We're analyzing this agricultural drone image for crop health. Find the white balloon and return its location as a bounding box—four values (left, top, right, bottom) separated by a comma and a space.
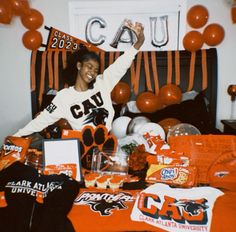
127, 116, 151, 135
111, 116, 132, 139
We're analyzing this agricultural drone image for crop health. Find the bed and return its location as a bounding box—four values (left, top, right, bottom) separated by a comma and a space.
2, 48, 235, 232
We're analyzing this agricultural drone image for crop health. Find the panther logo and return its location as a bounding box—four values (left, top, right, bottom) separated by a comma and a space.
173, 199, 209, 216
83, 108, 109, 126
88, 199, 126, 216
74, 191, 133, 216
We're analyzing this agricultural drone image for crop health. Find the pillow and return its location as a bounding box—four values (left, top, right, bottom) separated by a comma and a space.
114, 92, 220, 134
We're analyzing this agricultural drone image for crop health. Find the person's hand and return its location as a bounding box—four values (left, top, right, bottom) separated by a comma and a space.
125, 20, 145, 50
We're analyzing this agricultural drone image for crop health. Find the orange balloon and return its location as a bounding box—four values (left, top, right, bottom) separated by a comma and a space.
187, 5, 209, 28
10, 0, 30, 16
111, 81, 131, 104
0, 0, 13, 24
21, 8, 44, 30
232, 6, 236, 24
203, 23, 225, 46
183, 31, 204, 52
158, 118, 181, 135
136, 91, 163, 113
228, 84, 236, 101
159, 84, 182, 106
22, 30, 42, 50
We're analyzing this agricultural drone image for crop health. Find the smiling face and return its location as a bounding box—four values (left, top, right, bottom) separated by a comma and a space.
78, 59, 100, 84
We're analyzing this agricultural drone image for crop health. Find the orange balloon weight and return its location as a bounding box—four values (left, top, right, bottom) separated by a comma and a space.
159, 84, 182, 106
183, 31, 204, 52
11, 0, 30, 16
158, 118, 181, 135
136, 91, 163, 113
227, 84, 236, 101
22, 30, 42, 50
187, 5, 209, 28
111, 81, 131, 104
203, 23, 225, 46
21, 8, 44, 30
0, 0, 13, 24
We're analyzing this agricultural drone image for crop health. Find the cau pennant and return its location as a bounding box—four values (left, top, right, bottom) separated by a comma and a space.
44, 26, 104, 52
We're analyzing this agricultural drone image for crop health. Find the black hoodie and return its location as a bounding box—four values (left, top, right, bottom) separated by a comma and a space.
0, 161, 80, 232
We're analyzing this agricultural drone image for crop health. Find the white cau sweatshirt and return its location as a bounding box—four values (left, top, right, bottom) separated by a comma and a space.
14, 46, 138, 137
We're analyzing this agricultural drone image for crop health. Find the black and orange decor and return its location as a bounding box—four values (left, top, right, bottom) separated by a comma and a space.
30, 48, 218, 125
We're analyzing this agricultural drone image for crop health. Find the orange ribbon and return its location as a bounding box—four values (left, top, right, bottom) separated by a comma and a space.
38, 51, 47, 107
151, 51, 159, 95
167, 51, 172, 84
30, 51, 37, 91
175, 50, 180, 86
187, 51, 196, 91
144, 52, 152, 91
201, 49, 208, 90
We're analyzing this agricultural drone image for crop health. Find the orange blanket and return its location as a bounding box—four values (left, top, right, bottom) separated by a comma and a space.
68, 188, 236, 232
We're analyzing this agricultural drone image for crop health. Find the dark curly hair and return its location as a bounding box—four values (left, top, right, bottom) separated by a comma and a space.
62, 47, 100, 88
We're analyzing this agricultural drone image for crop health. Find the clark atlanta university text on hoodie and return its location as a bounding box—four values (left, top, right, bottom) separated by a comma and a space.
0, 161, 80, 232
14, 46, 139, 137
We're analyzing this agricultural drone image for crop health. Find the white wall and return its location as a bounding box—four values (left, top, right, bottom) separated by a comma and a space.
0, 0, 236, 145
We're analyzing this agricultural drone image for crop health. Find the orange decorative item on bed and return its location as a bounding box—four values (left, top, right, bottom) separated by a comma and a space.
168, 134, 236, 185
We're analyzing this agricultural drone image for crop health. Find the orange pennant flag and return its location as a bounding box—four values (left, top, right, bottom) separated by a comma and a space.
44, 26, 104, 52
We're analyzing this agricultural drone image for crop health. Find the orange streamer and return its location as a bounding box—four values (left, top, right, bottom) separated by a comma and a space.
47, 51, 53, 88
38, 52, 47, 107
54, 51, 59, 90
144, 52, 152, 91
167, 51, 172, 84
175, 50, 180, 86
115, 51, 120, 59
62, 50, 67, 69
188, 52, 196, 91
109, 52, 114, 65
100, 51, 105, 73
30, 51, 37, 91
130, 52, 143, 95
151, 51, 159, 95
201, 49, 208, 90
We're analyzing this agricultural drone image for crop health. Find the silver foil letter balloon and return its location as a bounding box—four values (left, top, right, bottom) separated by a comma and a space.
85, 17, 107, 46
110, 19, 135, 49
150, 16, 169, 48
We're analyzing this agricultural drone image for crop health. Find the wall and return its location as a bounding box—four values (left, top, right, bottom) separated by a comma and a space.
0, 0, 235, 145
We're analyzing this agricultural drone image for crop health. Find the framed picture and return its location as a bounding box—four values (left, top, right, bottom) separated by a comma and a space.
43, 138, 82, 182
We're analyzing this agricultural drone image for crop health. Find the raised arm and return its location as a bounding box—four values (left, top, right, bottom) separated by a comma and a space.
101, 21, 145, 90
126, 21, 145, 50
